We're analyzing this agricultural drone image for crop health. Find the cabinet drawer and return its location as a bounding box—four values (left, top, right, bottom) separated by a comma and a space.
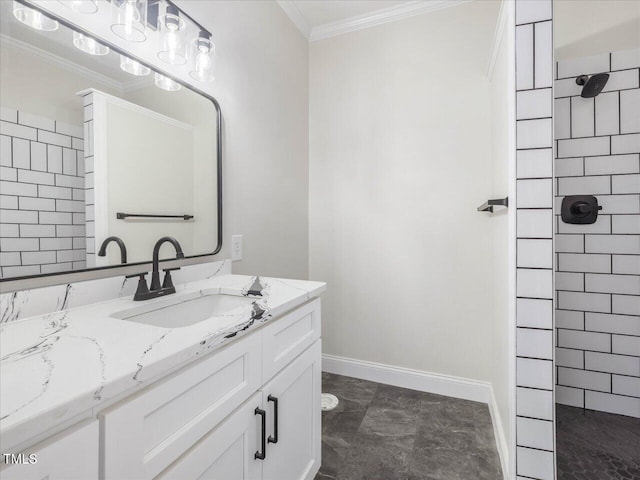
262, 299, 321, 383
1, 420, 98, 480
100, 332, 262, 479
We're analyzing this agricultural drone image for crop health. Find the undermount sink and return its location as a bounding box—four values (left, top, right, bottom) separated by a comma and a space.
111, 292, 255, 328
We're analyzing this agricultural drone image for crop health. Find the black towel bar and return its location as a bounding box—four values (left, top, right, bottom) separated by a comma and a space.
116, 213, 194, 220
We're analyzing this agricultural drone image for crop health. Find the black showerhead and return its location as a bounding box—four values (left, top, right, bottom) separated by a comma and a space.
576, 73, 609, 98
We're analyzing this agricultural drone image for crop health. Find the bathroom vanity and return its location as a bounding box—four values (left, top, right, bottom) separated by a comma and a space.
0, 275, 325, 480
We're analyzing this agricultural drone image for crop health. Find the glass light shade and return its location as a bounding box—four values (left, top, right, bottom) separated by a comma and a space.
73, 32, 109, 55
120, 55, 150, 76
189, 32, 215, 82
111, 0, 147, 42
155, 73, 181, 92
58, 1, 98, 14
13, 1, 59, 31
157, 5, 187, 65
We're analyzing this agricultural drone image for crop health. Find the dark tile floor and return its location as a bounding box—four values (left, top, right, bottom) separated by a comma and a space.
316, 373, 502, 480
556, 404, 640, 480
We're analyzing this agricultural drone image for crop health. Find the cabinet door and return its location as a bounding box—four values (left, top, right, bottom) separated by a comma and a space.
157, 392, 263, 480
0, 420, 98, 480
261, 340, 321, 480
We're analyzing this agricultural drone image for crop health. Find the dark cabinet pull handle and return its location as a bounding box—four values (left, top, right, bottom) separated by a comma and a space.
254, 407, 266, 460
268, 395, 279, 444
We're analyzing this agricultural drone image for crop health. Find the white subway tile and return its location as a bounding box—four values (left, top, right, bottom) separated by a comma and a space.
517, 179, 553, 208
555, 157, 584, 177
57, 225, 84, 237
517, 298, 553, 328
0, 121, 37, 141
72, 213, 85, 225
516, 447, 554, 480
556, 309, 585, 330
57, 249, 86, 263
620, 89, 640, 134
599, 194, 640, 214
12, 138, 30, 169
30, 142, 47, 172
612, 254, 640, 274
47, 145, 62, 173
516, 24, 534, 90
612, 334, 640, 356
0, 107, 17, 123
585, 234, 640, 254
0, 223, 19, 237
73, 261, 86, 270
0, 251, 21, 266
612, 133, 640, 155
18, 112, 54, 131
17, 169, 55, 186
554, 97, 570, 139
585, 351, 639, 376
517, 328, 553, 359
40, 238, 72, 251
55, 199, 85, 213
62, 148, 77, 176
0, 166, 17, 182
518, 210, 553, 239
586, 312, 640, 336
556, 271, 584, 291
558, 366, 611, 392
72, 237, 85, 249
595, 91, 620, 136
55, 174, 84, 189
72, 138, 84, 151
18, 196, 55, 211
0, 209, 38, 224
557, 291, 611, 313
558, 253, 611, 273
556, 347, 584, 368
612, 215, 640, 234
517, 119, 553, 149
2, 265, 40, 277
41, 263, 73, 274
611, 48, 640, 70
612, 174, 639, 194
603, 69, 640, 92
556, 385, 584, 408
0, 135, 11, 166
612, 294, 640, 315
517, 89, 551, 119
38, 211, 72, 225
534, 21, 552, 89
517, 239, 553, 268
516, 358, 553, 389
517, 148, 553, 178
55, 121, 83, 138
516, 0, 551, 24
557, 53, 609, 79
72, 188, 85, 201
516, 417, 553, 451
558, 136, 610, 158
585, 391, 640, 418
76, 153, 84, 176
555, 77, 582, 98
517, 268, 553, 299
38, 185, 72, 200
558, 214, 611, 234
0, 194, 17, 209
586, 273, 640, 295
612, 375, 640, 397
571, 96, 594, 138
584, 154, 640, 175
517, 387, 553, 420
558, 329, 611, 352
557, 175, 611, 195
37, 130, 71, 148
0, 237, 39, 251
0, 181, 37, 197
21, 251, 56, 266
555, 234, 584, 253
19, 224, 55, 237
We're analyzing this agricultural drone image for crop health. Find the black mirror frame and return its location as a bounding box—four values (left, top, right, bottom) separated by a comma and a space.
0, 0, 223, 285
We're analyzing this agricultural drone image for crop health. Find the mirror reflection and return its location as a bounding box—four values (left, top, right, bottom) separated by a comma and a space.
0, 2, 219, 279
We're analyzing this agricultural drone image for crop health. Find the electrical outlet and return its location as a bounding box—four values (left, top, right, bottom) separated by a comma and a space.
231, 235, 243, 261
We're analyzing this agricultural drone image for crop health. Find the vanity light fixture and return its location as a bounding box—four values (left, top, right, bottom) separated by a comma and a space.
189, 31, 215, 82
58, 0, 98, 14
12, 1, 59, 31
73, 32, 110, 55
158, 4, 187, 65
154, 73, 181, 91
111, 0, 147, 42
120, 54, 150, 76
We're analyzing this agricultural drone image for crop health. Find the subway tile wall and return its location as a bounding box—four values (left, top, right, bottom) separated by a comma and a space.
515, 1, 556, 478
0, 107, 86, 278
554, 49, 640, 419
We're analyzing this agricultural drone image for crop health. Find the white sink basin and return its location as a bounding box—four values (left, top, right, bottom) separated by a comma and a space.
111, 292, 255, 328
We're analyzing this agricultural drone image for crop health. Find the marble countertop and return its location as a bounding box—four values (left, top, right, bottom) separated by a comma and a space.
0, 275, 325, 451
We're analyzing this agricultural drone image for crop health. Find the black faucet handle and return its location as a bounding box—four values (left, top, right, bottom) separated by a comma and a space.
162, 270, 177, 291
126, 273, 150, 300
125, 272, 147, 279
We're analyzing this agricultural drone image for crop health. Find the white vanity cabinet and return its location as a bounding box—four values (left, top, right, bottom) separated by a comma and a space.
101, 298, 322, 480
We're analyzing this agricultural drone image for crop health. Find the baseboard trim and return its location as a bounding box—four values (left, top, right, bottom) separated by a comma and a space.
322, 354, 509, 479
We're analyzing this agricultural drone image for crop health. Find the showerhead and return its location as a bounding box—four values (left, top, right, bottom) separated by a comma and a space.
576, 73, 609, 98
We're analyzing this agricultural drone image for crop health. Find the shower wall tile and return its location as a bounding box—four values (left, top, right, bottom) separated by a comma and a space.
517, 209, 553, 238
571, 97, 594, 137
612, 174, 640, 194
612, 254, 640, 274
557, 291, 611, 313
556, 385, 584, 408
557, 136, 610, 158
603, 68, 639, 93
517, 417, 554, 451
515, 0, 552, 25
612, 214, 640, 234
517, 118, 553, 148
516, 24, 534, 90
585, 234, 640, 254
517, 89, 552, 119
594, 92, 620, 136
585, 391, 640, 418
611, 48, 640, 71
613, 375, 640, 397
517, 268, 553, 299
556, 347, 584, 369
517, 388, 553, 420
516, 446, 555, 480
517, 298, 553, 328
557, 52, 609, 79
517, 179, 553, 207
557, 175, 611, 195
517, 148, 553, 178
584, 154, 640, 175
555, 309, 584, 331
612, 133, 640, 154
554, 157, 583, 177
557, 367, 611, 392
557, 214, 611, 234
586, 312, 640, 335
517, 358, 553, 389
517, 328, 553, 359
554, 98, 571, 139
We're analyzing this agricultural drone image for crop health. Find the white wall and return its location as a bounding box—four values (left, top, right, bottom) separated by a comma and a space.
309, 1, 501, 382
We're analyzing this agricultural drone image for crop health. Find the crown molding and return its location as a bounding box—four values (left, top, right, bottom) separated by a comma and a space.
276, 0, 311, 40
309, 0, 474, 42
0, 33, 124, 93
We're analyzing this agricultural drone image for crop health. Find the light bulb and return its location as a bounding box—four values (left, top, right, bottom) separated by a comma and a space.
73, 32, 109, 55
120, 55, 150, 76
13, 1, 59, 31
189, 31, 215, 82
111, 0, 147, 42
158, 4, 186, 65
155, 73, 181, 92
58, 1, 98, 14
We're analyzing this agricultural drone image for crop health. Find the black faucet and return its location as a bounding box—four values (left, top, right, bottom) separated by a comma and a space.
98, 236, 127, 264
130, 236, 184, 301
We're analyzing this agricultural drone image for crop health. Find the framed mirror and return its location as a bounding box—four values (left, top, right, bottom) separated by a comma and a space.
0, 0, 222, 282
